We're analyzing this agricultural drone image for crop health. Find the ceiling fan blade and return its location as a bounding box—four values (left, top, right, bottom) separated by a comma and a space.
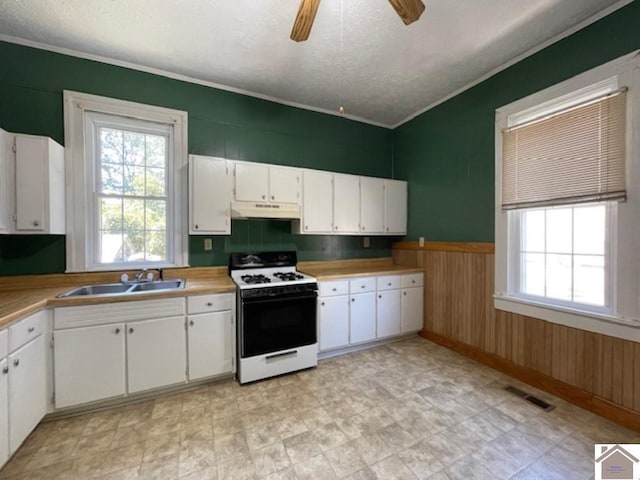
290, 0, 321, 42
388, 0, 425, 25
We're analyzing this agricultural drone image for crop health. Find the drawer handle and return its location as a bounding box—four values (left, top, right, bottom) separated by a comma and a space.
266, 350, 298, 361
388, 283, 392, 286
1, 366, 8, 375
13, 359, 19, 367
28, 326, 35, 333
332, 288, 336, 291
206, 302, 213, 307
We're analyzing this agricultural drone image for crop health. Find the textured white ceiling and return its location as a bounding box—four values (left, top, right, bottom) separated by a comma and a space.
0, 0, 627, 127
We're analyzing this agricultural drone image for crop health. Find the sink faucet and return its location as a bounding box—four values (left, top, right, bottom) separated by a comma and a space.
135, 268, 153, 283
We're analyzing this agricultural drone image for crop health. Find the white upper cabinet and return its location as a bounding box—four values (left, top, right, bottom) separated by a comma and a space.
333, 173, 360, 234
234, 162, 269, 202
269, 166, 300, 204
189, 155, 231, 234
360, 177, 385, 234
300, 170, 333, 233
2, 133, 65, 234
234, 162, 300, 205
384, 179, 408, 235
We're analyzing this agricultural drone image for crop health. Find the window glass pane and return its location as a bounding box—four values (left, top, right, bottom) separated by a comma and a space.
145, 231, 166, 260
546, 208, 572, 253
123, 132, 145, 165
574, 205, 605, 255
100, 163, 123, 195
146, 167, 166, 197
100, 128, 123, 164
522, 253, 545, 296
145, 200, 166, 231
100, 197, 122, 231
100, 232, 124, 264
146, 135, 166, 168
123, 165, 145, 196
574, 255, 605, 306
124, 230, 145, 261
545, 253, 572, 301
522, 209, 545, 252
123, 198, 145, 230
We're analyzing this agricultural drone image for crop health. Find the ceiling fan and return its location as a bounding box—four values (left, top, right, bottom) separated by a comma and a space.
290, 0, 426, 42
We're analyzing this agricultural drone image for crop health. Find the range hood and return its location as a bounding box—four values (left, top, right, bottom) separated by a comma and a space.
230, 201, 301, 219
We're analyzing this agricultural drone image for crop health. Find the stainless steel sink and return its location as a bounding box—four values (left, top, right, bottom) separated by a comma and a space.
129, 279, 185, 292
57, 279, 185, 298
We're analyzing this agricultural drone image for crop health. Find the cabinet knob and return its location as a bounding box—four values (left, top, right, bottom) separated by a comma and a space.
332, 288, 336, 291
388, 283, 392, 286
412, 280, 415, 284
195, 225, 199, 229
190, 320, 195, 326
13, 359, 19, 367
386, 227, 389, 232
305, 226, 308, 230
378, 295, 382, 299
262, 194, 266, 200
28, 326, 35, 333
361, 285, 365, 289
351, 298, 355, 302
362, 226, 365, 231
1, 366, 8, 375
33, 220, 40, 227
206, 302, 213, 307
271, 195, 275, 200
114, 328, 121, 335
334, 225, 338, 230
129, 327, 134, 334
403, 292, 407, 296
321, 301, 325, 306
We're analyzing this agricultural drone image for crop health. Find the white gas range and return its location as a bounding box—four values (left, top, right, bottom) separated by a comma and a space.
229, 252, 318, 384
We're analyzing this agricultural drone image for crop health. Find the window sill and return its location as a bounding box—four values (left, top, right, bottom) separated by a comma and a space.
494, 293, 640, 342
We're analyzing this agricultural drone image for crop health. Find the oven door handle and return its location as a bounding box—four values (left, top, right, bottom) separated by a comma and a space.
265, 350, 298, 361
242, 292, 318, 304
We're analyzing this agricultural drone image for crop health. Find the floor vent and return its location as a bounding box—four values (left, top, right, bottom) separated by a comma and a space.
505, 385, 555, 412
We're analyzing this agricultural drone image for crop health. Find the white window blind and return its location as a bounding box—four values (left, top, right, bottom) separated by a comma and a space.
501, 88, 627, 210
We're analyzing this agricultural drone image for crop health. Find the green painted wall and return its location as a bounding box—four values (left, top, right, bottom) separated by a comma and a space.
0, 41, 396, 275
393, 1, 640, 242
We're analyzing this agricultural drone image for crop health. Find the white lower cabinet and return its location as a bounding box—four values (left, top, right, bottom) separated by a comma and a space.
0, 358, 8, 467
376, 289, 402, 339
188, 311, 233, 381
401, 287, 424, 333
54, 323, 126, 409
127, 316, 186, 394
319, 295, 349, 351
350, 292, 376, 344
8, 335, 46, 454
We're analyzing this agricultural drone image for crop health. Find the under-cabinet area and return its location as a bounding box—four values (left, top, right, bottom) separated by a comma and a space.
317, 272, 423, 354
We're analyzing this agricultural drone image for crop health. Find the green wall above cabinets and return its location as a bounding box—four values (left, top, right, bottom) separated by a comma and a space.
392, 0, 640, 242
0, 40, 394, 275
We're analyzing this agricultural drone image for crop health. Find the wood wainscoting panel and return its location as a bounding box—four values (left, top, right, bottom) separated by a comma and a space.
393, 243, 640, 430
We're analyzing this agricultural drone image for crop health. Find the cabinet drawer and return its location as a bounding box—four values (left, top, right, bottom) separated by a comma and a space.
401, 273, 424, 288
9, 310, 46, 352
187, 293, 233, 314
349, 277, 376, 294
319, 280, 349, 297
0, 329, 7, 358
377, 276, 401, 291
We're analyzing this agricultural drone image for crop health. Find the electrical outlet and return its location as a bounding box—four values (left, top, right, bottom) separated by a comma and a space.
204, 238, 213, 251
363, 237, 370, 248
419, 237, 425, 247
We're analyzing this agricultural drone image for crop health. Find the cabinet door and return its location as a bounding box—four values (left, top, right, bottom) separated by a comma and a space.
385, 180, 407, 234
190, 155, 231, 234
350, 292, 376, 344
360, 177, 385, 233
54, 324, 125, 408
319, 295, 349, 351
127, 316, 186, 394
333, 174, 360, 233
0, 358, 8, 468
15, 135, 46, 231
188, 311, 233, 380
235, 163, 269, 202
8, 335, 46, 453
401, 287, 423, 333
302, 170, 333, 233
269, 166, 300, 204
376, 289, 401, 339
0, 128, 10, 233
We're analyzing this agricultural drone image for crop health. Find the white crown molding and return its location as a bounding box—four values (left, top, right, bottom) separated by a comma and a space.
0, 33, 390, 130
391, 0, 635, 129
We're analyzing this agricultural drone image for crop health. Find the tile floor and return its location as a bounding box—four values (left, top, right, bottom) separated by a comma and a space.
1, 336, 638, 480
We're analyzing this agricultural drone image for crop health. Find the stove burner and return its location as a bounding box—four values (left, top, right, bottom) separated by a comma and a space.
241, 274, 271, 284
273, 272, 304, 282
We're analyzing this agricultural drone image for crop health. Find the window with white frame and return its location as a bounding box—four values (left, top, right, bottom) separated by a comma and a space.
64, 91, 188, 271
495, 51, 640, 341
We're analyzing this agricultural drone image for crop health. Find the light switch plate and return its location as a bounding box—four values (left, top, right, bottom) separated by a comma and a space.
204, 238, 213, 251
419, 237, 425, 247
363, 237, 370, 248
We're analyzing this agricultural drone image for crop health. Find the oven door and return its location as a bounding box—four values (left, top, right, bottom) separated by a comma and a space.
240, 291, 317, 358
